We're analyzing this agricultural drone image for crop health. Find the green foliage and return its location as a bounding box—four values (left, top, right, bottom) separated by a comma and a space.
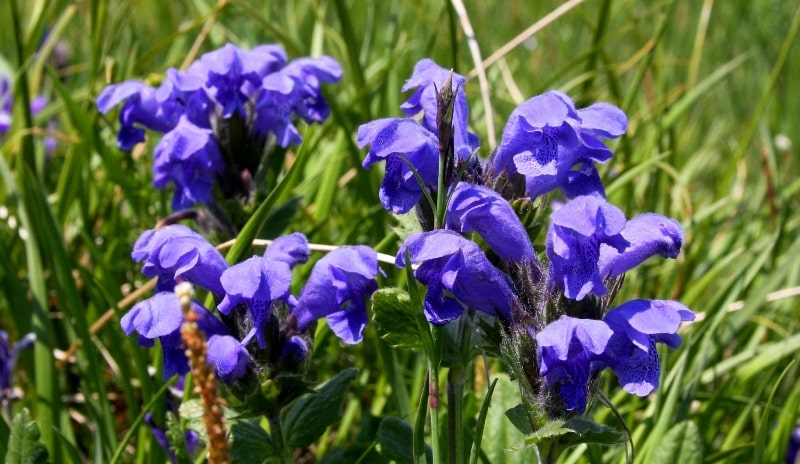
376, 416, 431, 464
650, 421, 703, 464
282, 367, 358, 449
480, 374, 537, 464
5, 409, 49, 464
525, 417, 626, 460
371, 287, 424, 351
229, 421, 275, 463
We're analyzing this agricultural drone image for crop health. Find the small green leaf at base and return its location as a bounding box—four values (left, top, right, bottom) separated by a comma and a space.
524, 416, 625, 459
6, 408, 49, 464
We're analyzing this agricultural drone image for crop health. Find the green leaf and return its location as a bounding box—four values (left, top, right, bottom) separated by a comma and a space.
1, 411, 10, 461
470, 378, 499, 464
177, 398, 236, 442
258, 195, 304, 239
525, 417, 625, 451
371, 288, 424, 351
166, 412, 195, 464
282, 368, 358, 449
6, 409, 49, 464
649, 420, 703, 464
229, 421, 276, 463
504, 405, 533, 436
481, 374, 537, 464
376, 416, 431, 464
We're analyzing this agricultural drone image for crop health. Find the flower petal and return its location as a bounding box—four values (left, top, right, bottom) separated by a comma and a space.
446, 182, 536, 263
292, 246, 379, 343
598, 213, 684, 278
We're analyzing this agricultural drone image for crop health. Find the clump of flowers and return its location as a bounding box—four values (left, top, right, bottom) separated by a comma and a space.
120, 224, 380, 456
121, 225, 379, 384
359, 58, 694, 430
97, 44, 342, 212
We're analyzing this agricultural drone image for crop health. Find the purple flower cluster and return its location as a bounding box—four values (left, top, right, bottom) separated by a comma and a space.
490, 90, 627, 199
359, 59, 479, 214
536, 300, 693, 412
98, 44, 342, 210
121, 225, 379, 382
358, 58, 694, 416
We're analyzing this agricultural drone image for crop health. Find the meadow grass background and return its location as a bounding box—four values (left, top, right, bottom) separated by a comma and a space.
1, 0, 799, 462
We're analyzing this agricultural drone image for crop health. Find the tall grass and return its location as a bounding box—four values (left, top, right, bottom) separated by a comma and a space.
0, 0, 798, 462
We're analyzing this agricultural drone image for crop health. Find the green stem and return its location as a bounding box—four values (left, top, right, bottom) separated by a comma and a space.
448, 313, 472, 464
268, 411, 289, 464
428, 325, 444, 464
427, 357, 442, 464
447, 367, 465, 464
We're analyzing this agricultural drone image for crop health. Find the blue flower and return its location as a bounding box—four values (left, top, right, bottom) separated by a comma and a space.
217, 255, 295, 348
281, 335, 309, 363
217, 234, 310, 348
263, 232, 310, 267
190, 44, 285, 119
279, 56, 343, 124
446, 182, 536, 263
1, 76, 55, 150
396, 230, 516, 324
97, 80, 182, 150
253, 55, 342, 146
535, 316, 613, 413
131, 225, 228, 295
0, 79, 12, 135
546, 196, 686, 301
120, 291, 245, 380
600, 299, 694, 395
207, 334, 250, 382
293, 246, 379, 344
359, 58, 479, 214
152, 116, 225, 210
0, 330, 35, 410
399, 58, 478, 160
491, 91, 626, 198
535, 300, 693, 412
597, 213, 684, 278
358, 118, 440, 213
145, 412, 201, 464
546, 196, 629, 300
97, 43, 342, 209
